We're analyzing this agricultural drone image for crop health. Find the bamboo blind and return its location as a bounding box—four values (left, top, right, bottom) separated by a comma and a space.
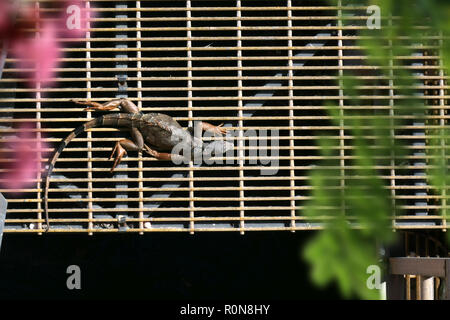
0, 0, 448, 233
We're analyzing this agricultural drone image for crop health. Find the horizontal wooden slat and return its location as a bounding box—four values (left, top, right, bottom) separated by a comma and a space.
390, 258, 448, 277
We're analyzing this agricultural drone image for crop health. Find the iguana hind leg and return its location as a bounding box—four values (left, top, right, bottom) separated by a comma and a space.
110, 140, 175, 171
109, 128, 145, 172
109, 139, 139, 172
143, 144, 173, 161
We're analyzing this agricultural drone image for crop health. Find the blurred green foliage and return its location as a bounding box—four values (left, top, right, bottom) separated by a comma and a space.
302, 0, 450, 299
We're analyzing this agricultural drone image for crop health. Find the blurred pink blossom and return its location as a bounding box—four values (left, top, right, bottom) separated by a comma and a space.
0, 0, 37, 42
0, 123, 49, 191
0, 0, 94, 87
0, 1, 92, 192
11, 21, 61, 86
0, 1, 13, 35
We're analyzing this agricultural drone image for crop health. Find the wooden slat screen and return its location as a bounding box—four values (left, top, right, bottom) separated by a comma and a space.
0, 0, 448, 233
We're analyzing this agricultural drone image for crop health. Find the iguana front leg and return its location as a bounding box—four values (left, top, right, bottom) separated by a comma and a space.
188, 121, 227, 136
72, 98, 140, 114
201, 121, 227, 135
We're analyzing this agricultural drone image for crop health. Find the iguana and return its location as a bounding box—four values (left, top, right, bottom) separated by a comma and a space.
43, 98, 230, 231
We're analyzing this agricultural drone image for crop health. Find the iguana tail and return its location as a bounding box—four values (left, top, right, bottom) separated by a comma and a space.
43, 113, 134, 231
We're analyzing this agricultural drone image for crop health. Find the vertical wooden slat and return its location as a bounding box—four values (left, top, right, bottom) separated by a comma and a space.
405, 233, 411, 300
337, 0, 345, 216
287, 0, 295, 232
237, 0, 245, 235
114, 1, 129, 222
86, 0, 93, 235
187, 0, 195, 235
35, 1, 43, 234
136, 0, 144, 234
388, 13, 397, 229
438, 30, 447, 232
413, 40, 428, 218
406, 275, 411, 300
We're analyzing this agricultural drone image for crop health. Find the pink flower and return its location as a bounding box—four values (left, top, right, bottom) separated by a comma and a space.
0, 1, 12, 35
11, 22, 61, 87
0, 123, 49, 191
0, 0, 94, 88
0, 0, 38, 41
